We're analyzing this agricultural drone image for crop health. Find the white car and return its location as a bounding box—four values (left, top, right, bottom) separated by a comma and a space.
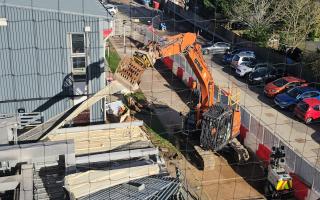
202, 42, 231, 55
103, 4, 118, 16
231, 51, 256, 69
235, 62, 273, 77
235, 61, 255, 77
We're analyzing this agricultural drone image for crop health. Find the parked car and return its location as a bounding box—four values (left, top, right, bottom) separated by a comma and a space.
235, 61, 256, 77
247, 66, 285, 85
202, 42, 231, 55
274, 87, 320, 109
294, 98, 320, 124
264, 76, 307, 97
103, 3, 118, 16
230, 51, 256, 69
223, 49, 249, 64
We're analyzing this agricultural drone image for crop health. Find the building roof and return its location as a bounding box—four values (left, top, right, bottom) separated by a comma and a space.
78, 175, 180, 200
0, 0, 109, 18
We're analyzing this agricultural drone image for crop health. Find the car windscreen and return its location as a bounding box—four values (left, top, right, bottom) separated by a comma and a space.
241, 62, 254, 68
287, 87, 301, 98
298, 101, 309, 112
233, 55, 240, 61
232, 50, 241, 54
273, 78, 288, 87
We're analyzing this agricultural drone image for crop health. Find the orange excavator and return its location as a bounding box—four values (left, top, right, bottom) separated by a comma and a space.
116, 32, 249, 162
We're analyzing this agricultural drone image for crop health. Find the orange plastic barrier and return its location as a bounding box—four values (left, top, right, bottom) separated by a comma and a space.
239, 125, 248, 143
162, 57, 173, 70
177, 67, 184, 80
256, 144, 271, 167
290, 173, 309, 200
188, 77, 194, 88
153, 1, 160, 9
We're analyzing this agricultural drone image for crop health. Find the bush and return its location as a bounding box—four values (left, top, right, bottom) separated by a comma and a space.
242, 27, 271, 47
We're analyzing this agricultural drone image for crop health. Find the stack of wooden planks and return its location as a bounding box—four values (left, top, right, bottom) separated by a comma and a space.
64, 164, 160, 199
46, 126, 148, 155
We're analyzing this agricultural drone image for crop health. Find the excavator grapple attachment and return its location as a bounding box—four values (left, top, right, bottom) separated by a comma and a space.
200, 105, 249, 163
200, 104, 233, 151
114, 50, 154, 91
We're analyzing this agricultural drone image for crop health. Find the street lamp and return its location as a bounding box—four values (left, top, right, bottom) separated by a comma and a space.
123, 20, 127, 53
84, 26, 91, 98
148, 20, 154, 41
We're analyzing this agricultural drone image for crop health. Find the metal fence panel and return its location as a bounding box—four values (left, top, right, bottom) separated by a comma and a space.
240, 107, 250, 129
257, 122, 264, 143
313, 169, 320, 194
284, 146, 296, 171
263, 127, 279, 149
250, 117, 259, 136
295, 158, 315, 186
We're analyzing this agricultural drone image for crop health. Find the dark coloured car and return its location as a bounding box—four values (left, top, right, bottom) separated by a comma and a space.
247, 66, 286, 85
274, 87, 320, 109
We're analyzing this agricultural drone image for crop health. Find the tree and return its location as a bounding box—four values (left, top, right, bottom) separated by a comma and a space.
230, 0, 283, 45
279, 0, 320, 48
303, 52, 320, 80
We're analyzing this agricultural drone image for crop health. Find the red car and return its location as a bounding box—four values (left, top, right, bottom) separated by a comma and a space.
264, 76, 306, 97
294, 98, 320, 124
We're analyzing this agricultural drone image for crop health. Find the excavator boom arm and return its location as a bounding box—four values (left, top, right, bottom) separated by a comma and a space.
152, 33, 214, 108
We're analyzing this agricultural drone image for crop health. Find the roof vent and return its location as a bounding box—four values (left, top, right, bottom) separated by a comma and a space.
124, 181, 145, 191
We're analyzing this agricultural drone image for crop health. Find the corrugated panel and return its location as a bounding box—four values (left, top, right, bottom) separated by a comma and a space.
284, 146, 297, 171
312, 169, 320, 193
78, 175, 179, 200
295, 157, 315, 186
0, 5, 107, 122
0, 0, 109, 18
240, 107, 250, 129
263, 127, 279, 149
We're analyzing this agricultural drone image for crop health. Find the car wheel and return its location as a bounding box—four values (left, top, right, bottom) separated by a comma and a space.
305, 117, 312, 124
244, 73, 250, 79
288, 105, 295, 111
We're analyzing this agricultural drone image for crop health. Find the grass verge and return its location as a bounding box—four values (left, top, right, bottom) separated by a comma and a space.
146, 125, 181, 159
105, 41, 121, 73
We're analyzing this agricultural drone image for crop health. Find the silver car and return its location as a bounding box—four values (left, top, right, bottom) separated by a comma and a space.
202, 42, 231, 55
230, 51, 256, 69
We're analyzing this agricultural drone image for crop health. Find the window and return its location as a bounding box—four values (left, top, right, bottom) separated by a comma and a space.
309, 92, 319, 98
70, 33, 86, 75
273, 78, 288, 87
287, 82, 297, 88
242, 57, 249, 61
314, 105, 320, 111
302, 92, 314, 98
233, 55, 240, 61
72, 34, 85, 54
72, 57, 86, 69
